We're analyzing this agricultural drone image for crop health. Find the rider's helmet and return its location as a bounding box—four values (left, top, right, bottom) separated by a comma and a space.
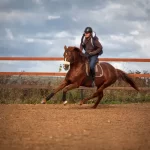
84, 27, 93, 33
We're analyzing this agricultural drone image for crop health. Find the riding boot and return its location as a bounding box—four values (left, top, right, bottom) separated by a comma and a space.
91, 70, 96, 87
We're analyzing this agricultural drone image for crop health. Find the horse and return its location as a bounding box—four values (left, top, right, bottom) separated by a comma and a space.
41, 46, 139, 108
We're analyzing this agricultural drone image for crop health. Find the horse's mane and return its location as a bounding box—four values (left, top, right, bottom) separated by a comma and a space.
70, 46, 87, 61
67, 46, 80, 51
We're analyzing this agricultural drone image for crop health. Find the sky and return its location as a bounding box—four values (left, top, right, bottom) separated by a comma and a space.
0, 0, 150, 73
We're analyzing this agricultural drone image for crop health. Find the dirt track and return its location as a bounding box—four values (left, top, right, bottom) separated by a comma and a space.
0, 103, 150, 150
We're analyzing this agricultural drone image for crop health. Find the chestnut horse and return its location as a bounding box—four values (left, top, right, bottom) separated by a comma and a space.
41, 46, 139, 108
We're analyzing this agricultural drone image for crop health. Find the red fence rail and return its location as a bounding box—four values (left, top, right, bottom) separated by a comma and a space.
0, 72, 149, 77
1, 57, 150, 62
0, 57, 150, 77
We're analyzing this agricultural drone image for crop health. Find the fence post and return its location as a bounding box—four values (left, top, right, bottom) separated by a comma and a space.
80, 89, 84, 100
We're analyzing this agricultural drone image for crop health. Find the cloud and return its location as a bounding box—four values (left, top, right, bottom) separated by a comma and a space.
130, 30, 139, 35
32, 0, 43, 5
47, 15, 61, 20
24, 38, 53, 45
0, 0, 149, 73
110, 34, 134, 43
5, 28, 14, 40
55, 31, 72, 38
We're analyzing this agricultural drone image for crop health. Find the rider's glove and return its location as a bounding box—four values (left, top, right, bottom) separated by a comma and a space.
89, 51, 96, 56
84, 52, 90, 58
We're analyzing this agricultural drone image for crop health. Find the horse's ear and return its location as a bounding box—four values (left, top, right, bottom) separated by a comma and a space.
64, 45, 67, 51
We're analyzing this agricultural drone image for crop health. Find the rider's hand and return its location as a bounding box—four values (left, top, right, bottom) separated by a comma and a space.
89, 51, 95, 56
84, 52, 90, 57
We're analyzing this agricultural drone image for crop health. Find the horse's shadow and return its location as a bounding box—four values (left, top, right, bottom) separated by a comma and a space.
64, 104, 119, 110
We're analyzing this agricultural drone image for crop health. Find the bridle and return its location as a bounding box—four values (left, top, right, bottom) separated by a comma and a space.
64, 49, 79, 65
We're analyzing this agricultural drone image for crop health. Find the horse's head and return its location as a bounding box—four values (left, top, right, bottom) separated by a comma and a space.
63, 45, 82, 70
63, 45, 81, 63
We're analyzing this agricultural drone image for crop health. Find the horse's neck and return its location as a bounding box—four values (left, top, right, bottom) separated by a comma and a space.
70, 60, 85, 69
68, 55, 86, 71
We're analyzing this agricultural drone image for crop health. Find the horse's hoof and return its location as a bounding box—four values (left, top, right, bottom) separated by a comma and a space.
79, 101, 83, 105
91, 106, 97, 109
63, 101, 68, 105
41, 99, 46, 104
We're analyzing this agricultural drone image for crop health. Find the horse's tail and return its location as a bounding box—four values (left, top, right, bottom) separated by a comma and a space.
116, 69, 139, 91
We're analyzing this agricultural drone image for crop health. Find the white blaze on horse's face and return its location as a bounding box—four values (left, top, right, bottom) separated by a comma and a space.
64, 51, 70, 65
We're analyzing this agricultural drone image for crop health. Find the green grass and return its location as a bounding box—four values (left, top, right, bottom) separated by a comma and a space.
0, 74, 150, 104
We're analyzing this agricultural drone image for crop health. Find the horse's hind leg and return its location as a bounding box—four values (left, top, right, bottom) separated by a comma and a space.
91, 91, 103, 109
80, 81, 111, 105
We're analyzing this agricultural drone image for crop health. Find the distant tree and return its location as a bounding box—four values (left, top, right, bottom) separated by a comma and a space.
59, 64, 62, 72
135, 70, 141, 74
143, 70, 149, 74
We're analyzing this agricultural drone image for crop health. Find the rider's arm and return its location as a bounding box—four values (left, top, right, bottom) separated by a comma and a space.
89, 38, 103, 55
80, 43, 84, 52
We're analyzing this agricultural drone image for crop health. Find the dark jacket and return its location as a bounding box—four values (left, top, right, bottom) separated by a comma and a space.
80, 34, 103, 56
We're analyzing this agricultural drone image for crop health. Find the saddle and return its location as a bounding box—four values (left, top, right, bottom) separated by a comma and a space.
85, 61, 103, 77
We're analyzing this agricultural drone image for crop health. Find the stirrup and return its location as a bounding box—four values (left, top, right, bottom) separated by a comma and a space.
92, 81, 95, 87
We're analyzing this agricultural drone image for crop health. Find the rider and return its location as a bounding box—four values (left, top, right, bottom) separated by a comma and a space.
80, 27, 103, 87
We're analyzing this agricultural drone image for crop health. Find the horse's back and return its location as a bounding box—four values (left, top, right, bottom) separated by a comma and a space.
98, 62, 117, 78
99, 62, 116, 70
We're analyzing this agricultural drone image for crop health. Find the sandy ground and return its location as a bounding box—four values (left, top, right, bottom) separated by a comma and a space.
0, 103, 150, 150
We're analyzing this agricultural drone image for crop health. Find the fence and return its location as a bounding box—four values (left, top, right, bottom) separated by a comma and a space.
0, 57, 150, 92
0, 57, 150, 77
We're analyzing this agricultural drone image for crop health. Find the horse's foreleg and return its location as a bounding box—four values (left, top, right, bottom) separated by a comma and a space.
62, 83, 79, 105
41, 80, 68, 104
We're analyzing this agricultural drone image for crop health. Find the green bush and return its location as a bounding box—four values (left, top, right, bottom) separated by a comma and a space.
0, 71, 150, 104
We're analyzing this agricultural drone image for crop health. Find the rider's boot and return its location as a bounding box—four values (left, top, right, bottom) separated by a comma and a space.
91, 70, 96, 87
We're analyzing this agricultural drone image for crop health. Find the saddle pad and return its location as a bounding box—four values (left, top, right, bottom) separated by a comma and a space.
95, 63, 103, 77
85, 62, 103, 77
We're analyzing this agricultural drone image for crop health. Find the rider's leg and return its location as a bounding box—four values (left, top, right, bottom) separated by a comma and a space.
89, 55, 98, 86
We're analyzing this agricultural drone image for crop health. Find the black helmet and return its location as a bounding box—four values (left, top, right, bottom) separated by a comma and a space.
84, 27, 93, 33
